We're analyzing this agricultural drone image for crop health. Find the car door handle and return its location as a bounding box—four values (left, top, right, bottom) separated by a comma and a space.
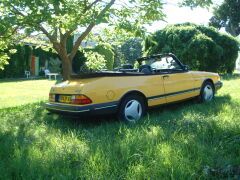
163, 75, 169, 79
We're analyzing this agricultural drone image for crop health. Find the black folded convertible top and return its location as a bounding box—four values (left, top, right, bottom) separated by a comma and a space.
70, 71, 149, 79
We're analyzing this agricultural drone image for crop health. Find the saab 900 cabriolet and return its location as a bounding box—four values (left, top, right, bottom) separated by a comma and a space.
46, 53, 222, 123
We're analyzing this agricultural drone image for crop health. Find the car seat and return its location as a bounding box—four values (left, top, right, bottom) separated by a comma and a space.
139, 65, 153, 74
121, 64, 134, 69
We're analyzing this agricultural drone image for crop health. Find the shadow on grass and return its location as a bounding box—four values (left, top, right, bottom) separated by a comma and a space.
0, 94, 239, 178
221, 73, 240, 81
30, 94, 233, 132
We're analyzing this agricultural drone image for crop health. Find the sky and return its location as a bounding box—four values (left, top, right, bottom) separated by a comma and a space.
146, 0, 216, 32
92, 1, 218, 35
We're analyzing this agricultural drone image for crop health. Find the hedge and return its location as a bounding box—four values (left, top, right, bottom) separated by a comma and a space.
145, 23, 239, 73
93, 43, 115, 70
0, 45, 31, 78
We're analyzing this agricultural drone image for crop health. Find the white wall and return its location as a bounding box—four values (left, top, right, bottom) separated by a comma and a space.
236, 52, 240, 71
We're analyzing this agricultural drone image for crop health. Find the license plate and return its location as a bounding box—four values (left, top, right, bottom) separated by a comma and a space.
59, 95, 72, 103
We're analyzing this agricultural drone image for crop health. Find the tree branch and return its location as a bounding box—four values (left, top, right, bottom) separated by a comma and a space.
0, 26, 19, 39
7, 2, 61, 52
69, 24, 95, 60
84, 0, 102, 12
38, 25, 60, 51
69, 0, 115, 60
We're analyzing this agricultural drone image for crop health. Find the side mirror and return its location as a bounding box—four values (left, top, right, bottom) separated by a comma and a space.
183, 65, 190, 71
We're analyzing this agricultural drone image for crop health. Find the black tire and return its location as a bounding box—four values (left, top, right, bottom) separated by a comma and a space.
198, 81, 215, 103
118, 95, 146, 123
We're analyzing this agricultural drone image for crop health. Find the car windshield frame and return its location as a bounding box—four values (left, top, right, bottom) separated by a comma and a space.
137, 53, 185, 73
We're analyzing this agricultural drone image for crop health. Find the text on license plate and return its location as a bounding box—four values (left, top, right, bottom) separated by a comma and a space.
59, 95, 72, 103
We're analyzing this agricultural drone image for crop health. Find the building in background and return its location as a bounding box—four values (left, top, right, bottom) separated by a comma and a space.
236, 52, 240, 72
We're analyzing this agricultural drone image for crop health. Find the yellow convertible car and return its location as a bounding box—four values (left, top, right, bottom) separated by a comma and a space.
46, 53, 222, 123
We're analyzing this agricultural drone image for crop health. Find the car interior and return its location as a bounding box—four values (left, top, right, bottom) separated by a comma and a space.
116, 55, 185, 74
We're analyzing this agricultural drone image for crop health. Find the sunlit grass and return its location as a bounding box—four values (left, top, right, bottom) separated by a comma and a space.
0, 79, 55, 109
0, 76, 239, 179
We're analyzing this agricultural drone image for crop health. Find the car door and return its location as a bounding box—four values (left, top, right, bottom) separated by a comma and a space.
163, 71, 197, 103
150, 55, 198, 103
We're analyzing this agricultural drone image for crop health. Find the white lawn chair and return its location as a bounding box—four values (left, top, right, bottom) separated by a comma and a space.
25, 71, 30, 78
44, 69, 59, 80
44, 69, 50, 77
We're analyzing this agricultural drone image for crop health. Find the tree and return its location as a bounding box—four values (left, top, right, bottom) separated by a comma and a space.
145, 23, 239, 73
180, 0, 213, 8
0, 5, 18, 70
181, 0, 240, 37
0, 0, 165, 80
209, 0, 240, 37
121, 38, 142, 65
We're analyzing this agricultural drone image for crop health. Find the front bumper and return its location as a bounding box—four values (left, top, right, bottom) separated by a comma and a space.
45, 101, 118, 116
215, 81, 223, 91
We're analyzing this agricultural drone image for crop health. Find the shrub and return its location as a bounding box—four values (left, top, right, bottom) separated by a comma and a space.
121, 38, 142, 65
93, 43, 115, 70
0, 45, 31, 78
72, 50, 86, 73
84, 51, 106, 71
145, 23, 239, 73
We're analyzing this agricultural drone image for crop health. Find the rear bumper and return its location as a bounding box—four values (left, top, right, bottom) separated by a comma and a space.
45, 101, 118, 116
215, 81, 223, 91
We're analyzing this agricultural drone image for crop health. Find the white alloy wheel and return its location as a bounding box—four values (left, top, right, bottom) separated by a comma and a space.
124, 100, 142, 122
203, 84, 214, 101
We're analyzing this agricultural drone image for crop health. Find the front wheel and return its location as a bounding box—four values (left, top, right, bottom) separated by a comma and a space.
118, 95, 146, 123
198, 81, 215, 102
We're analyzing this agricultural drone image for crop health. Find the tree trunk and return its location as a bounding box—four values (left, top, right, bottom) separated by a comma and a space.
61, 55, 72, 81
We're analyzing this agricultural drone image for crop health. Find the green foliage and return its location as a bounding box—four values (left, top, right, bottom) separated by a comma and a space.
0, 77, 240, 178
93, 43, 115, 70
72, 50, 87, 73
209, 0, 240, 36
181, 0, 213, 8
84, 51, 106, 71
0, 44, 61, 78
0, 45, 31, 78
0, 0, 166, 80
121, 38, 142, 65
66, 36, 74, 54
145, 23, 239, 73
48, 58, 61, 73
0, 5, 22, 70
0, 49, 10, 70
34, 47, 61, 74
0, 34, 16, 70
0, 0, 165, 52
112, 45, 125, 68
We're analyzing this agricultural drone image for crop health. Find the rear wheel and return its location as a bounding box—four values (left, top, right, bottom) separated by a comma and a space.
199, 81, 215, 102
118, 95, 146, 123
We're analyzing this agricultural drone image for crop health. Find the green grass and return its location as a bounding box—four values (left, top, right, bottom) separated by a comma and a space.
0, 79, 55, 109
0, 76, 240, 179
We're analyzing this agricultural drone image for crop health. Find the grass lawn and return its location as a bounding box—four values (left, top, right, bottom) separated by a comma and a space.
0, 79, 55, 109
0, 76, 239, 179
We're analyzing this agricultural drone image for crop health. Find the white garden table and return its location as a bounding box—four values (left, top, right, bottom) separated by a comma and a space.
47, 73, 59, 80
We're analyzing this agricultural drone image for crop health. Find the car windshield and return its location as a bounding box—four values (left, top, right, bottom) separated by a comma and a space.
149, 56, 182, 70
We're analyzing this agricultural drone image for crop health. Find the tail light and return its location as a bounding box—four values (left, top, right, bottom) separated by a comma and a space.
49, 93, 55, 102
71, 95, 92, 105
